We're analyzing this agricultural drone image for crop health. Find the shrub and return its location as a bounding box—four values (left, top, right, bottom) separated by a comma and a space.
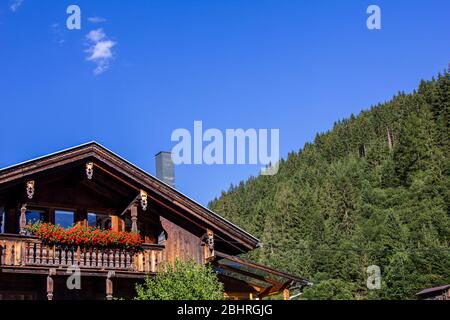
135, 259, 224, 300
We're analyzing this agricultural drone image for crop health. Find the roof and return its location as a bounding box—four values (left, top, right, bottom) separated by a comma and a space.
416, 284, 450, 296
212, 251, 311, 298
214, 251, 310, 286
0, 141, 260, 251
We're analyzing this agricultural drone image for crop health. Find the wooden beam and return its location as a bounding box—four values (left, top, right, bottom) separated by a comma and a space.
264, 281, 292, 298
218, 273, 266, 294
27, 201, 117, 215
216, 263, 281, 287
119, 193, 141, 216
94, 163, 140, 192
258, 285, 275, 299
215, 251, 309, 285
89, 171, 135, 198
79, 180, 125, 205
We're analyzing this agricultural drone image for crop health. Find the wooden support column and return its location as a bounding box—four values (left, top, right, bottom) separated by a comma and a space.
131, 204, 138, 232
47, 268, 56, 300
111, 216, 119, 232
106, 271, 115, 300
19, 204, 27, 235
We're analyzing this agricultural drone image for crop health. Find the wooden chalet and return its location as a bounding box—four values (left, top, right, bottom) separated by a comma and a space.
0, 142, 309, 300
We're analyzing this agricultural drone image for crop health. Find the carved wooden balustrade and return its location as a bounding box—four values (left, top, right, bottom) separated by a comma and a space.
0, 234, 164, 273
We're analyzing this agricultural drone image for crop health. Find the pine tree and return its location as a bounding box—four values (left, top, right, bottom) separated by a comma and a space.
209, 68, 450, 300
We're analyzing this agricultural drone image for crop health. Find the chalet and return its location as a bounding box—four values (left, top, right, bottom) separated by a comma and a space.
0, 142, 308, 300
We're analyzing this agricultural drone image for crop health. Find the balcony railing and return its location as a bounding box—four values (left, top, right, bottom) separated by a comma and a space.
0, 234, 164, 273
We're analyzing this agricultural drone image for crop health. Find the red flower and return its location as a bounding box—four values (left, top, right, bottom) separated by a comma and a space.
28, 221, 142, 251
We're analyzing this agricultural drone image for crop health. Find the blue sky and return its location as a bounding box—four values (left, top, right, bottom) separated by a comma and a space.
0, 0, 449, 205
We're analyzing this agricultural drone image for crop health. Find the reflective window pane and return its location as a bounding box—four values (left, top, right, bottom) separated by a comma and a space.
88, 212, 111, 230
55, 210, 75, 228
24, 210, 46, 225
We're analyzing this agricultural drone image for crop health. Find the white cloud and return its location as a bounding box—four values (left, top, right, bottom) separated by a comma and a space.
88, 17, 106, 24
50, 23, 65, 45
85, 28, 116, 75
88, 40, 115, 61
86, 29, 106, 42
10, 0, 24, 12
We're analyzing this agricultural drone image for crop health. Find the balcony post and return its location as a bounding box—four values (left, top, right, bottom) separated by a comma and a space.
106, 271, 115, 300
131, 203, 138, 232
19, 204, 27, 235
47, 268, 56, 300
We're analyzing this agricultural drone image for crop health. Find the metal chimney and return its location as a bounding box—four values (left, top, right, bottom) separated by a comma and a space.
155, 151, 175, 188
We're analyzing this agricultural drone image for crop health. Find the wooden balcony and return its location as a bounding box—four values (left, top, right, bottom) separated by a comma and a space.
0, 234, 165, 274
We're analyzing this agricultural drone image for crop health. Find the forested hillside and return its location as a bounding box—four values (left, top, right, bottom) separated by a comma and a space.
209, 68, 450, 300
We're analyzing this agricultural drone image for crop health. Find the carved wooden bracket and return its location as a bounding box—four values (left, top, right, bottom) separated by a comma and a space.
206, 230, 214, 251
140, 190, 148, 211
86, 162, 94, 180
203, 229, 215, 262
26, 180, 35, 200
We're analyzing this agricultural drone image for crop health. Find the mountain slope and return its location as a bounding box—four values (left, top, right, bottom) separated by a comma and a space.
209, 67, 450, 300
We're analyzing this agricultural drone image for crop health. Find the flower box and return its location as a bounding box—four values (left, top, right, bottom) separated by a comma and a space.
26, 222, 142, 252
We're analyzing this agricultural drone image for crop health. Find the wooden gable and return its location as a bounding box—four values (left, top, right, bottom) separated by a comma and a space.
0, 142, 259, 256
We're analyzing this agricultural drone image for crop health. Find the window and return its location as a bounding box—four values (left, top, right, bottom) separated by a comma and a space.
55, 210, 75, 228
0, 208, 4, 233
124, 215, 132, 232
23, 209, 46, 225
88, 212, 111, 230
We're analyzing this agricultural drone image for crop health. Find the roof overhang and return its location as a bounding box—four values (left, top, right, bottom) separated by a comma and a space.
211, 251, 311, 299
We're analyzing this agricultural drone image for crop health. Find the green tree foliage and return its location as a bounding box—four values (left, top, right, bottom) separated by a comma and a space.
209, 67, 450, 300
135, 259, 224, 300
303, 279, 355, 300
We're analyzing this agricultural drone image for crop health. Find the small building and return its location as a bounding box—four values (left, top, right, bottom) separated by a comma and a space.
0, 142, 308, 300
416, 284, 450, 300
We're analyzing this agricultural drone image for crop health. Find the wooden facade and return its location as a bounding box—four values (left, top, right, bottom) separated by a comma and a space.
0, 142, 307, 300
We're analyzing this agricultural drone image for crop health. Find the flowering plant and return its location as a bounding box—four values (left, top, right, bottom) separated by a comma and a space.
26, 222, 142, 251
